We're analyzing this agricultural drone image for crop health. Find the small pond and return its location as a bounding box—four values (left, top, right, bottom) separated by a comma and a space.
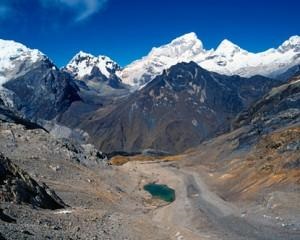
143, 183, 175, 202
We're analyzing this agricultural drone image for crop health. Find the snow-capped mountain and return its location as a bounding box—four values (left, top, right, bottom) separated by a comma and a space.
118, 33, 300, 87
201, 35, 300, 78
117, 33, 211, 86
0, 39, 46, 87
65, 51, 120, 79
64, 51, 128, 96
0, 39, 80, 121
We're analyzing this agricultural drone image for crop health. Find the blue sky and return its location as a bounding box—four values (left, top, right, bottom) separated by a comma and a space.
0, 0, 299, 67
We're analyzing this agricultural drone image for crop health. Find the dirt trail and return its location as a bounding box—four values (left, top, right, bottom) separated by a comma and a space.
122, 161, 300, 240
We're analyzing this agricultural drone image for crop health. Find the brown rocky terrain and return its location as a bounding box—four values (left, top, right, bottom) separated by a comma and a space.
0, 121, 171, 239
1, 110, 299, 240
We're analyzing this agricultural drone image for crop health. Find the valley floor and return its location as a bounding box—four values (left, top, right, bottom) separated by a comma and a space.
118, 160, 300, 240
2, 159, 299, 239
0, 123, 299, 239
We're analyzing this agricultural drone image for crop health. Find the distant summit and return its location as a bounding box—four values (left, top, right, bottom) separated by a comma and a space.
65, 51, 120, 79
117, 33, 300, 87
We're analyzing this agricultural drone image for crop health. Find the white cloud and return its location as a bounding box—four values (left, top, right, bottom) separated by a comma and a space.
0, 0, 108, 23
41, 0, 108, 21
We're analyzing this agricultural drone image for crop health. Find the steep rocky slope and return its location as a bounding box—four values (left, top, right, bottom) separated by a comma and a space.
0, 153, 66, 210
3, 58, 81, 121
234, 74, 300, 132
0, 39, 81, 122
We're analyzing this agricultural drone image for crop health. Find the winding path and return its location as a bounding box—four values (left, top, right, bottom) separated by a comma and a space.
134, 161, 300, 240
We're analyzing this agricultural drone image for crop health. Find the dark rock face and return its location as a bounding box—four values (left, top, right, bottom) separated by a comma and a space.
0, 208, 16, 223
232, 74, 300, 150
0, 232, 6, 240
3, 59, 81, 121
0, 153, 66, 210
68, 66, 126, 97
234, 74, 300, 131
82, 62, 278, 153
82, 65, 124, 90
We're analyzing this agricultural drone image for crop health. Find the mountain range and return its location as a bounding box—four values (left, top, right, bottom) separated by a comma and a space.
1, 32, 299, 92
118, 33, 300, 87
60, 33, 300, 89
0, 33, 299, 153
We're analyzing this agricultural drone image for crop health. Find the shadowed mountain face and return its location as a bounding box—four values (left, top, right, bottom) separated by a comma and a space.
81, 62, 279, 153
3, 59, 81, 121
234, 74, 300, 133
76, 66, 124, 90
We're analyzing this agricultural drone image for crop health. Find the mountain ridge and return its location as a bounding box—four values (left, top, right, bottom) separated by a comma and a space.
1, 34, 299, 91
119, 33, 300, 87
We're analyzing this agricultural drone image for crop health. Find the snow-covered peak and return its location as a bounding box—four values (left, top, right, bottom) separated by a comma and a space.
215, 39, 244, 57
66, 51, 120, 79
148, 32, 204, 60
170, 32, 202, 47
0, 39, 43, 62
278, 35, 300, 52
73, 50, 94, 59
118, 32, 207, 86
0, 39, 45, 87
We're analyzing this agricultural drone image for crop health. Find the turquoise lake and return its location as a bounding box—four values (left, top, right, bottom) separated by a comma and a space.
143, 183, 175, 202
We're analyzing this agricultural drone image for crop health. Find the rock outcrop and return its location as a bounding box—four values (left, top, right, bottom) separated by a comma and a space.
0, 153, 66, 209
